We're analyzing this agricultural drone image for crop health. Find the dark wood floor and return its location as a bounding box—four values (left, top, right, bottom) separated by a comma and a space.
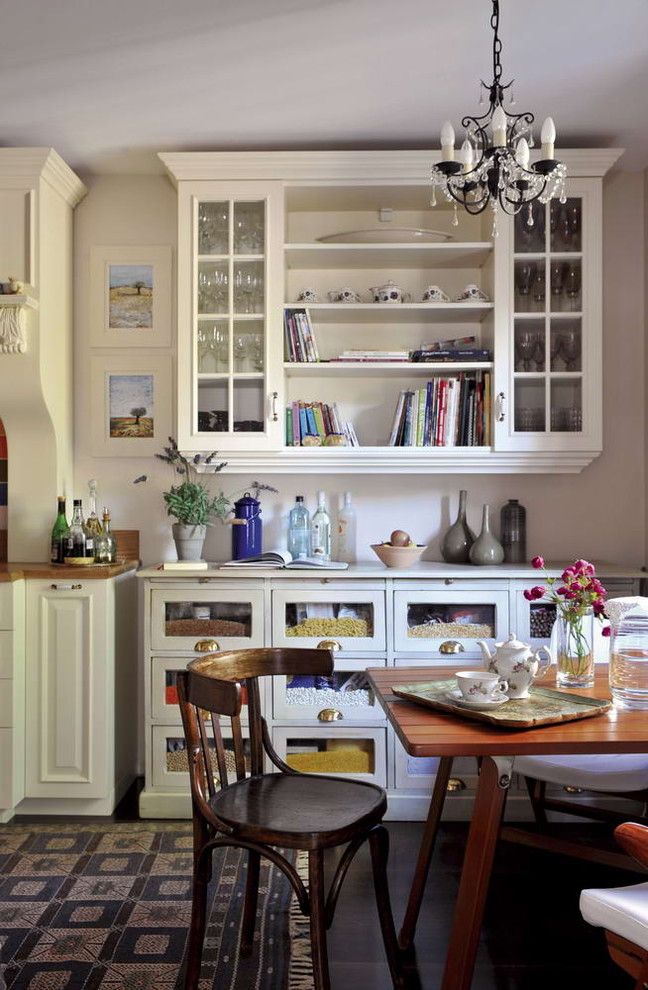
13, 785, 638, 989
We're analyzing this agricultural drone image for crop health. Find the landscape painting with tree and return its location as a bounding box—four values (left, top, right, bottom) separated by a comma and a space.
108, 374, 154, 438
109, 264, 153, 329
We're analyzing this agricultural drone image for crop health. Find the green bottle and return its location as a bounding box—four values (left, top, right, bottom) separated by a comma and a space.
50, 496, 69, 564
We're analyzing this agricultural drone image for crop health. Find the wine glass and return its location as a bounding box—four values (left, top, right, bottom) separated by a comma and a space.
550, 331, 563, 371
214, 328, 228, 372
234, 334, 248, 371
561, 328, 581, 372
564, 263, 581, 311
515, 328, 536, 372
568, 203, 581, 251
251, 332, 264, 371
532, 268, 545, 312
532, 330, 545, 371
515, 263, 534, 311
550, 262, 564, 311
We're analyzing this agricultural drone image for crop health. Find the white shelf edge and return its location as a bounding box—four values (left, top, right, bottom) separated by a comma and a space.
284, 241, 493, 251
0, 294, 38, 310
283, 361, 494, 376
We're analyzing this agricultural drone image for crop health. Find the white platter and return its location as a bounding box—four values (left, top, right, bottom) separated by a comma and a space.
317, 227, 453, 244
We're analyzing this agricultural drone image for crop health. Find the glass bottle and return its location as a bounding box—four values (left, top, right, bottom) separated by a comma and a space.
287, 496, 310, 560
336, 491, 357, 563
95, 509, 117, 564
50, 496, 69, 565
311, 491, 331, 561
500, 499, 527, 564
86, 479, 103, 539
65, 499, 86, 559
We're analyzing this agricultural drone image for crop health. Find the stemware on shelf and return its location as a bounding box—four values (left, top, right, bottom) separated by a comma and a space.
560, 327, 581, 372
564, 263, 581, 311
515, 327, 537, 372
515, 262, 534, 310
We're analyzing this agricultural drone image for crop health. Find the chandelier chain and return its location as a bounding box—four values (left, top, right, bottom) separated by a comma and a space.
491, 0, 503, 86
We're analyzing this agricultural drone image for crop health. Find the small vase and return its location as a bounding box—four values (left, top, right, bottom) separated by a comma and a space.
469, 505, 505, 566
441, 490, 475, 564
172, 523, 207, 561
556, 610, 595, 687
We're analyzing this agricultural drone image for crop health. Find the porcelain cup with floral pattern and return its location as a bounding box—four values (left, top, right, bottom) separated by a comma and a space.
328, 287, 360, 303
370, 280, 411, 304
297, 287, 318, 303
455, 670, 509, 702
454, 283, 490, 303
422, 284, 450, 302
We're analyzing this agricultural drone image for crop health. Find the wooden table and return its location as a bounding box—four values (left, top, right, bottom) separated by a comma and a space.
367, 666, 648, 990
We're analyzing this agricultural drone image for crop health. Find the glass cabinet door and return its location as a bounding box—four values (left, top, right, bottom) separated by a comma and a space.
499, 177, 601, 453
178, 181, 283, 451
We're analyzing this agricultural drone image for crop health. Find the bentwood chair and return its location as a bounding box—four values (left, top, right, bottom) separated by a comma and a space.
580, 822, 648, 988
176, 648, 404, 990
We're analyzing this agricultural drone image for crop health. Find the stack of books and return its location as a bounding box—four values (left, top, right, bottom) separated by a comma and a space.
330, 350, 410, 364
410, 348, 492, 363
388, 371, 491, 447
284, 309, 320, 362
285, 401, 359, 447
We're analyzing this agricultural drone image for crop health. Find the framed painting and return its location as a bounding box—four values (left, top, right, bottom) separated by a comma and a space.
90, 355, 172, 456
90, 246, 172, 347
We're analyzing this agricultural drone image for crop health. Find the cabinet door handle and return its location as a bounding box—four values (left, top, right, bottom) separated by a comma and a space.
317, 639, 342, 651
496, 391, 506, 422
50, 583, 82, 591
194, 639, 220, 653
439, 640, 465, 655
318, 708, 343, 722
271, 391, 279, 422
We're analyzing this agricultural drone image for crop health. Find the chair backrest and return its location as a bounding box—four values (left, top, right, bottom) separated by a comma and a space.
176, 647, 334, 814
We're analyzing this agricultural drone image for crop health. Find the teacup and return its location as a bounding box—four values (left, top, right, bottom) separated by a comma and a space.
455, 670, 508, 702
422, 284, 450, 303
297, 287, 318, 303
370, 280, 411, 304
454, 283, 490, 303
328, 287, 360, 303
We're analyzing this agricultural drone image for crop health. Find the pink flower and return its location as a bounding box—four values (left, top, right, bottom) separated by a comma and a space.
556, 586, 569, 596
531, 585, 546, 600
523, 589, 534, 601
531, 556, 545, 570
593, 600, 605, 616
561, 567, 575, 581
602, 625, 611, 638
575, 559, 595, 576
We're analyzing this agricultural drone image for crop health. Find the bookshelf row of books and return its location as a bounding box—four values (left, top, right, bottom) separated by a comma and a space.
284, 309, 320, 362
285, 401, 359, 447
388, 371, 492, 447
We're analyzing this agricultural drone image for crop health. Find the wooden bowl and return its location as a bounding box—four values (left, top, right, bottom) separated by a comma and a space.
371, 543, 427, 568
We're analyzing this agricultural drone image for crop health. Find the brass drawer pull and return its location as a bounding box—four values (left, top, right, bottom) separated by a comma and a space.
50, 583, 82, 591
439, 640, 465, 655
317, 639, 342, 651
447, 777, 467, 793
194, 639, 220, 653
318, 708, 343, 722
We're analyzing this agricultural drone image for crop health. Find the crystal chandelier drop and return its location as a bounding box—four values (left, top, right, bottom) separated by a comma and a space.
431, 0, 566, 235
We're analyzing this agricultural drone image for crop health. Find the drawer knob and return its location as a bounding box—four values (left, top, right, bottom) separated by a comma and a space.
50, 583, 82, 591
318, 708, 343, 722
194, 639, 220, 653
317, 639, 342, 651
447, 777, 467, 792
439, 640, 465, 655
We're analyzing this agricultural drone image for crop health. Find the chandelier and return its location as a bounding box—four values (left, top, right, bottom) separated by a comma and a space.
431, 0, 566, 234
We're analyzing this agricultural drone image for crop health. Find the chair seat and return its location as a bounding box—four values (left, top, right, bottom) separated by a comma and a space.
581, 882, 648, 950
210, 773, 387, 849
515, 755, 648, 793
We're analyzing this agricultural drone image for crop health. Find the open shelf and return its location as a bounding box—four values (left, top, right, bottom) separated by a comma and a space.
284, 242, 493, 270
285, 302, 493, 324
284, 361, 493, 378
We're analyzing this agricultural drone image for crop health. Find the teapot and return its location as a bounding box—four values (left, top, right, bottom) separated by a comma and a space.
370, 280, 411, 304
477, 633, 551, 699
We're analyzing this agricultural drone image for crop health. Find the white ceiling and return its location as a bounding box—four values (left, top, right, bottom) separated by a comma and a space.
1, 0, 647, 176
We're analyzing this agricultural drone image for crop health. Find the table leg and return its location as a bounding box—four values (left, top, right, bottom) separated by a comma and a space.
440, 755, 512, 990
399, 756, 453, 951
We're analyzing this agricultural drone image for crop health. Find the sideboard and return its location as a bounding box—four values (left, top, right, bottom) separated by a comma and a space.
138, 562, 643, 820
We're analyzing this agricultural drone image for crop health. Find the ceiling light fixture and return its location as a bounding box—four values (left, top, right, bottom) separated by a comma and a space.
431, 0, 566, 234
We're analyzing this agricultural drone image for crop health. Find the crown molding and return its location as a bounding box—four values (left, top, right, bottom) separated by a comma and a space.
159, 148, 624, 185
0, 148, 86, 206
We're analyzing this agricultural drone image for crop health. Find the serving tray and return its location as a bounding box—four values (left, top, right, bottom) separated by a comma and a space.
391, 679, 611, 729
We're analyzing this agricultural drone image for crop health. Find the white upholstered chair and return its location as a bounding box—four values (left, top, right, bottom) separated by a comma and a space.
580, 823, 648, 988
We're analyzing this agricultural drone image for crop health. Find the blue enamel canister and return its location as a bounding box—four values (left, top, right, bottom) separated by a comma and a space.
232, 492, 262, 560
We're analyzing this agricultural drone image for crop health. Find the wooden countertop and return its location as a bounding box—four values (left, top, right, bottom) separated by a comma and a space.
0, 560, 139, 581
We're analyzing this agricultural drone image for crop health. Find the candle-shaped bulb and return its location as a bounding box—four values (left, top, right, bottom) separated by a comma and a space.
515, 138, 530, 170
491, 105, 508, 147
541, 117, 556, 159
461, 139, 474, 173
440, 120, 455, 161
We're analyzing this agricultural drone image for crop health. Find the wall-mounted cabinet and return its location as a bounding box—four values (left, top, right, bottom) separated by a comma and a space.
161, 149, 620, 473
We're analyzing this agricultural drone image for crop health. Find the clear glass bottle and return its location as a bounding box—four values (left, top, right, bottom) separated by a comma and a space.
95, 509, 117, 564
86, 479, 103, 540
608, 599, 648, 710
336, 491, 357, 563
65, 499, 86, 559
311, 491, 331, 561
287, 496, 310, 560
50, 496, 69, 564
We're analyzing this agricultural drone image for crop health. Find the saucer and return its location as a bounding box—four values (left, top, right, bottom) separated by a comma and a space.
445, 689, 508, 710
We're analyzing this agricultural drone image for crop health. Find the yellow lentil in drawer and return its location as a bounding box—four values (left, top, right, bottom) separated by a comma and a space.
408, 622, 493, 638
285, 617, 369, 638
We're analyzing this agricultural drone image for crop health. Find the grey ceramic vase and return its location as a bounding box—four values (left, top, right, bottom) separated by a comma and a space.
441, 490, 475, 563
172, 523, 207, 561
469, 505, 505, 566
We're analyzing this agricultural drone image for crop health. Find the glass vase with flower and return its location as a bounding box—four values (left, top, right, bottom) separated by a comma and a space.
524, 556, 610, 688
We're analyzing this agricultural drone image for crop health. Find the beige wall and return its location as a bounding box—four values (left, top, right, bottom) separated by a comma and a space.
74, 171, 646, 568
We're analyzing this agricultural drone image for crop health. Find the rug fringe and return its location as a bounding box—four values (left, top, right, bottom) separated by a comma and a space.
288, 850, 314, 989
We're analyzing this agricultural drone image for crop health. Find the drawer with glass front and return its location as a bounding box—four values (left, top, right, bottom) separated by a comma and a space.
393, 589, 509, 657
273, 658, 386, 723
151, 588, 264, 652
271, 588, 385, 653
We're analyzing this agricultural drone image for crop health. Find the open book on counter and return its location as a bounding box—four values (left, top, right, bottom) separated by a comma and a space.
219, 550, 348, 570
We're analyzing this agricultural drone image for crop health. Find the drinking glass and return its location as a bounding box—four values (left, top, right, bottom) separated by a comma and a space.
515, 328, 536, 372
568, 203, 581, 251
550, 262, 565, 311
561, 328, 581, 371
251, 332, 264, 372
564, 263, 581, 311
550, 331, 563, 371
532, 268, 546, 312
234, 334, 249, 371
532, 330, 545, 371
515, 263, 534, 311
214, 328, 229, 372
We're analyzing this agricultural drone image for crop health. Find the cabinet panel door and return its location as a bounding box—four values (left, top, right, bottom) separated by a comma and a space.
25, 581, 110, 798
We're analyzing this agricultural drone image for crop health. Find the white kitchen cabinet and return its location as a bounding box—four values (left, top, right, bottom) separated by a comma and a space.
161, 149, 619, 474
22, 571, 137, 814
0, 580, 25, 824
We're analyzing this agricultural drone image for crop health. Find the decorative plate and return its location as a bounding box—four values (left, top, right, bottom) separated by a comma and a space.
317, 227, 453, 244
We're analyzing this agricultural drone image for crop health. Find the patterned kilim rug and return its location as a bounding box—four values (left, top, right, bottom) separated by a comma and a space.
0, 822, 313, 990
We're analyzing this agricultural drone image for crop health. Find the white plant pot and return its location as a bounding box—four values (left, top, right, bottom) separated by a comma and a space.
172, 523, 207, 561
